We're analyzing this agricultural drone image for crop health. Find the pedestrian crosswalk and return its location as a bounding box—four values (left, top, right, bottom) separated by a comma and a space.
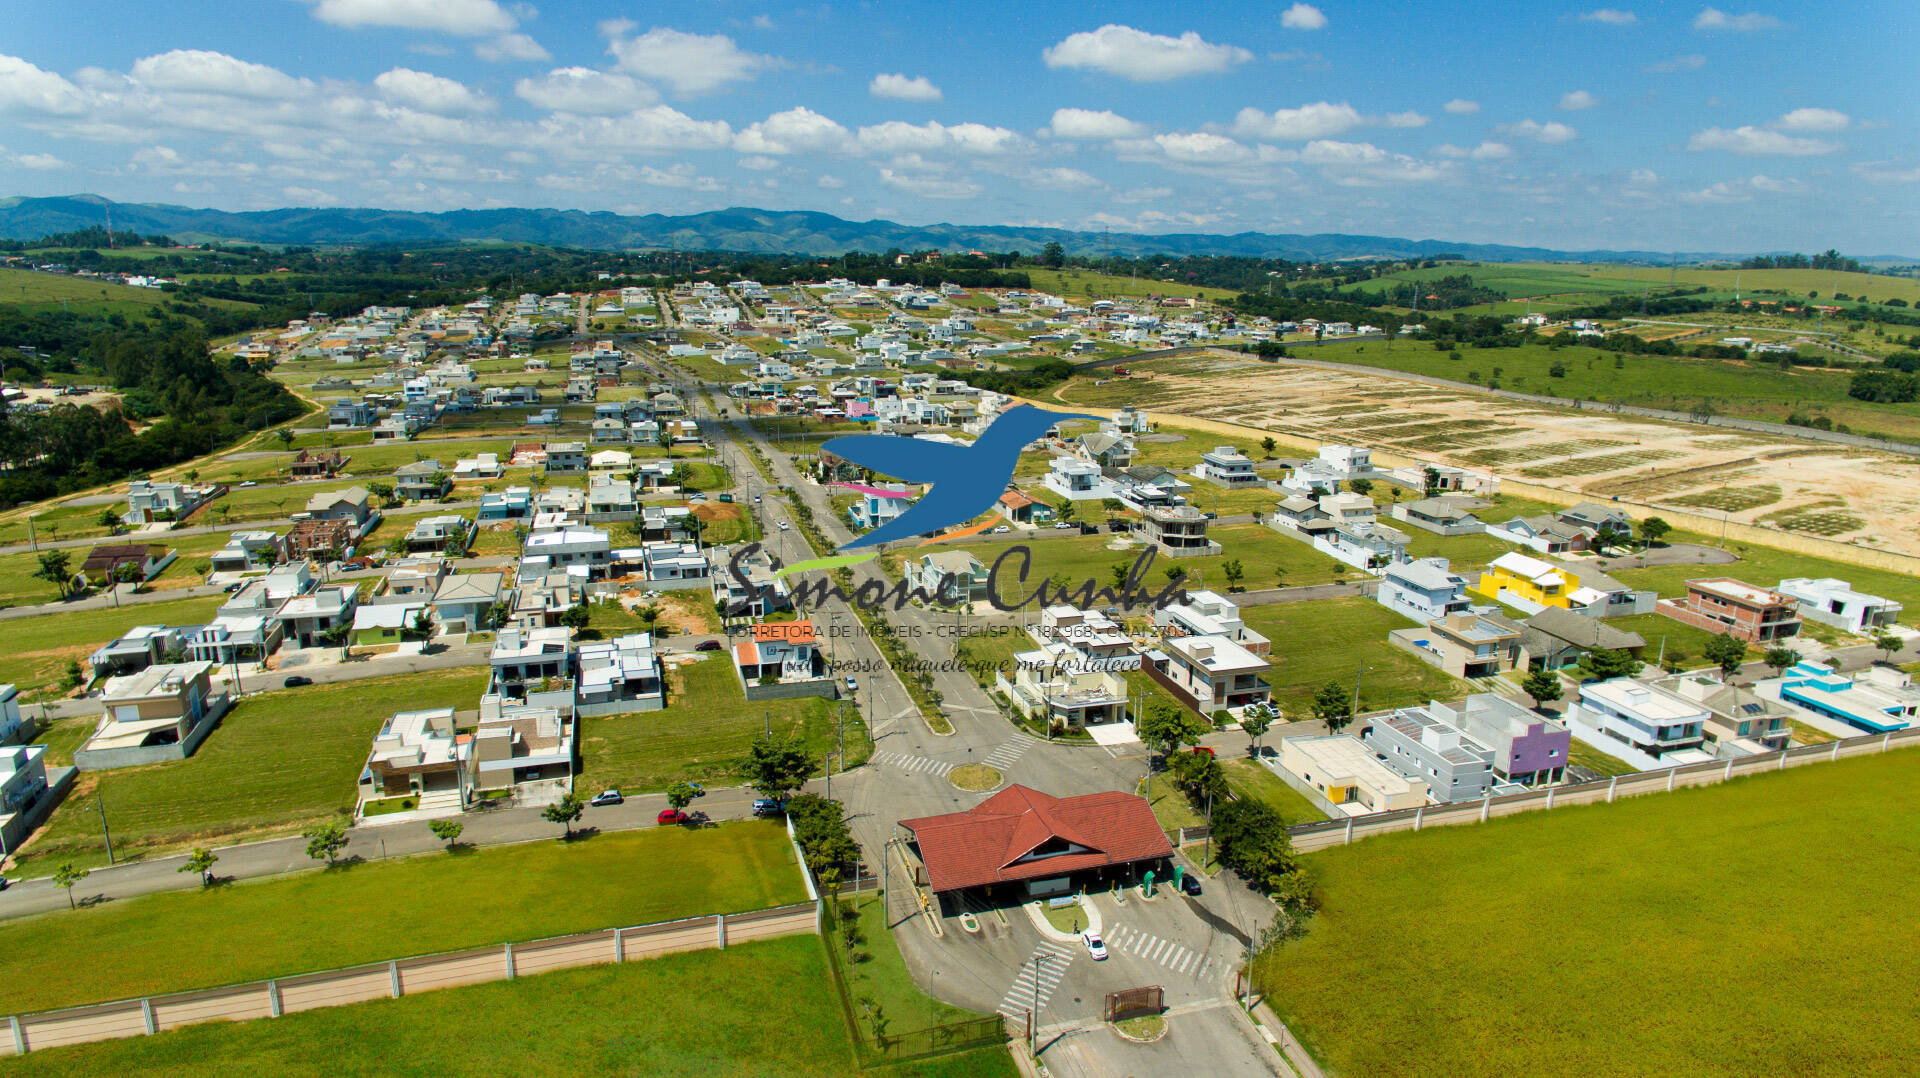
997, 942, 1075, 1018
873, 751, 953, 777
1104, 924, 1220, 982
983, 738, 1029, 771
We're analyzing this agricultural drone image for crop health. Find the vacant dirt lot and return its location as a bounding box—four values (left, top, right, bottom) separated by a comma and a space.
1059, 353, 1920, 557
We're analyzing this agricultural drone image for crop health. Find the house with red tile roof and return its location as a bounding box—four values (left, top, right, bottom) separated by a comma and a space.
899, 785, 1171, 896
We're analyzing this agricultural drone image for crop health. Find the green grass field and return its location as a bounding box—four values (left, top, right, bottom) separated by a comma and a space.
574, 655, 868, 794
1611, 537, 1920, 622
958, 525, 1350, 605
1256, 747, 1920, 1078
1221, 757, 1328, 823
1241, 597, 1463, 716
0, 822, 803, 1014
0, 267, 259, 320
1, 934, 1013, 1078
23, 669, 489, 870
0, 595, 225, 700
1023, 267, 1241, 303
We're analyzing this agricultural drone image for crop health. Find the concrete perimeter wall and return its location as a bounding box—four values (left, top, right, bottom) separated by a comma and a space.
0, 902, 819, 1057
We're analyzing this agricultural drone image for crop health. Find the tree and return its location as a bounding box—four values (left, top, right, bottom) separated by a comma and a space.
1637, 516, 1672, 546
1040, 240, 1066, 268
637, 604, 663, 633
1703, 632, 1748, 679
1312, 680, 1353, 733
1347, 477, 1373, 497
1211, 798, 1303, 892
666, 781, 702, 810
180, 846, 218, 887
1260, 436, 1277, 456
1221, 558, 1245, 591
428, 818, 465, 849
366, 480, 396, 506
1273, 564, 1287, 588
95, 507, 121, 532
744, 731, 817, 801
1168, 749, 1228, 805
303, 821, 349, 865
1136, 697, 1208, 766
322, 622, 351, 658
404, 609, 435, 642
1054, 499, 1076, 525
542, 793, 586, 837
1764, 647, 1800, 676
1108, 560, 1132, 592
1875, 633, 1904, 663
786, 794, 858, 880
275, 427, 295, 449
559, 603, 592, 631
1521, 668, 1563, 708
1240, 705, 1275, 757
1422, 466, 1443, 498
33, 550, 73, 599
52, 862, 90, 909
1577, 647, 1640, 681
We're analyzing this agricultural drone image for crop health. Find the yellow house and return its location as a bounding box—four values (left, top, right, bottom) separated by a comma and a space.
1479, 552, 1574, 610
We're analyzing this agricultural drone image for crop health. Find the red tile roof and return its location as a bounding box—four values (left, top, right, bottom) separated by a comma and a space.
900, 785, 1172, 893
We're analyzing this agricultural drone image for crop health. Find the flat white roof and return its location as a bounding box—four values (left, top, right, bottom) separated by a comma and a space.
1581, 678, 1709, 722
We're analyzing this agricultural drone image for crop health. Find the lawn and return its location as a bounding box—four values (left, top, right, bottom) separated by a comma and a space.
829, 889, 987, 1034
1220, 757, 1328, 824
1255, 747, 1920, 1078
1145, 772, 1205, 833
1, 934, 1013, 1078
0, 267, 259, 320
1241, 597, 1465, 716
22, 669, 490, 870
0, 821, 803, 1014
958, 526, 1349, 607
0, 595, 226, 701
573, 655, 868, 794
1611, 538, 1920, 624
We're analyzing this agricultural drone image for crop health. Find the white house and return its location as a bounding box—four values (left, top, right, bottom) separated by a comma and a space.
1775, 577, 1903, 635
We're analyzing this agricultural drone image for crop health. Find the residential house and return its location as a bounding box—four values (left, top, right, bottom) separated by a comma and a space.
80, 543, 172, 587
1377, 558, 1471, 622
0, 743, 51, 839
1148, 633, 1270, 715
327, 400, 376, 429
1043, 457, 1116, 502
543, 442, 589, 475
909, 550, 990, 606
124, 479, 215, 525
509, 569, 580, 628
275, 585, 358, 648
712, 545, 791, 618
1758, 661, 1920, 734
1431, 694, 1572, 787
848, 485, 916, 533
287, 517, 353, 559
575, 633, 665, 715
1558, 502, 1635, 541
1520, 607, 1647, 670
1078, 431, 1134, 474
290, 450, 349, 479
393, 461, 450, 502
207, 531, 284, 573
489, 624, 575, 692
1775, 577, 1903, 635
997, 650, 1130, 730
478, 486, 532, 521
469, 703, 575, 794
352, 600, 430, 646
430, 571, 505, 634
1280, 735, 1428, 812
304, 486, 374, 525
734, 621, 824, 685
1362, 704, 1497, 802
1035, 606, 1137, 668
585, 476, 638, 523
521, 527, 613, 578
642, 541, 708, 585
1192, 446, 1260, 487
452, 452, 503, 481
84, 661, 217, 763
1567, 677, 1709, 759
1488, 513, 1596, 556
1478, 552, 1573, 612
1657, 671, 1792, 754
88, 625, 192, 678
1656, 578, 1802, 643
996, 488, 1052, 526
406, 515, 472, 553
1153, 591, 1270, 655
1392, 496, 1486, 537
1388, 612, 1528, 679
0, 686, 21, 745
1137, 504, 1220, 557
358, 708, 464, 804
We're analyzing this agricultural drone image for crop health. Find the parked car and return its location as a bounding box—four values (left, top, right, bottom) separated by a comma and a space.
238, 480, 258, 488
1084, 931, 1108, 961
992, 525, 1010, 533
688, 493, 706, 501
223, 581, 245, 593
694, 639, 723, 652
1191, 746, 1215, 758
1180, 874, 1203, 897
753, 798, 784, 817
778, 521, 790, 531
844, 675, 858, 692
685, 782, 705, 796
282, 675, 313, 688
589, 789, 624, 807
1053, 521, 1076, 529
657, 808, 687, 825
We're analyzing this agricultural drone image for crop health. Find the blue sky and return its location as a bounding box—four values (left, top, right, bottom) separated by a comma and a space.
1, 0, 1914, 252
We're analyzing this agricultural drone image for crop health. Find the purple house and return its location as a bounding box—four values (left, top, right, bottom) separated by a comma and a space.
1436, 694, 1572, 787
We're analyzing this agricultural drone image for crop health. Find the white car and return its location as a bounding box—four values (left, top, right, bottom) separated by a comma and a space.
1053, 521, 1076, 529
992, 525, 1010, 533
778, 521, 790, 531
1084, 931, 1107, 961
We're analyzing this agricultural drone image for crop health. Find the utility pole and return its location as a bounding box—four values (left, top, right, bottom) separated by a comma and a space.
98, 789, 116, 865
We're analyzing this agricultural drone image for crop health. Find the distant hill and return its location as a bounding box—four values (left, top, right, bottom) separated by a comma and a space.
0, 194, 1760, 263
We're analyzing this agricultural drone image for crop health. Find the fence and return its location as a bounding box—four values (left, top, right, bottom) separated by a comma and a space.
0, 902, 819, 1057
1105, 986, 1164, 1022
1286, 726, 1920, 853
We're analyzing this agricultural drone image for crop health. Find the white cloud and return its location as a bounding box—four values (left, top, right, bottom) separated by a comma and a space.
817, 174, 846, 189
1150, 131, 1255, 165
1852, 161, 1920, 185
1693, 7, 1782, 31
1774, 107, 1849, 132
1646, 53, 1707, 72
0, 54, 86, 114
1688, 125, 1839, 155
1442, 99, 1480, 115
1041, 25, 1252, 81
606, 27, 769, 96
1383, 111, 1429, 128
636, 163, 720, 191
736, 155, 780, 171
878, 166, 980, 199
733, 107, 854, 155
1279, 3, 1327, 30
1299, 140, 1449, 184
13, 152, 68, 170
535, 106, 733, 155
1628, 168, 1660, 184
1559, 90, 1599, 111
1579, 8, 1637, 23
310, 0, 518, 36
856, 120, 1026, 156
475, 33, 550, 62
1435, 141, 1512, 160
1023, 166, 1103, 190
869, 73, 942, 101
1231, 101, 1362, 140
132, 145, 185, 170
515, 68, 657, 114
1497, 119, 1579, 144
1746, 174, 1803, 193
1045, 107, 1147, 139
130, 50, 309, 99
281, 185, 342, 206
1677, 174, 1802, 204
373, 68, 491, 114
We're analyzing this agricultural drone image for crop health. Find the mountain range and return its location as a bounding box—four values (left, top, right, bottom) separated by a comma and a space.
0, 194, 1842, 263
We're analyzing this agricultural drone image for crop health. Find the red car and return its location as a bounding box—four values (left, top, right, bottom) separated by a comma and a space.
1192, 746, 1216, 758
657, 808, 687, 825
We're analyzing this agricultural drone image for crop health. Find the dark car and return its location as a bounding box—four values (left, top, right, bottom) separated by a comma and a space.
282, 675, 314, 688
694, 640, 723, 652
752, 798, 784, 817
1180, 874, 1203, 897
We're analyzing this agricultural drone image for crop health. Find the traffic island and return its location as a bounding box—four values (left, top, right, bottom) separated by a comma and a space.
948, 764, 1002, 791
1114, 1013, 1168, 1043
